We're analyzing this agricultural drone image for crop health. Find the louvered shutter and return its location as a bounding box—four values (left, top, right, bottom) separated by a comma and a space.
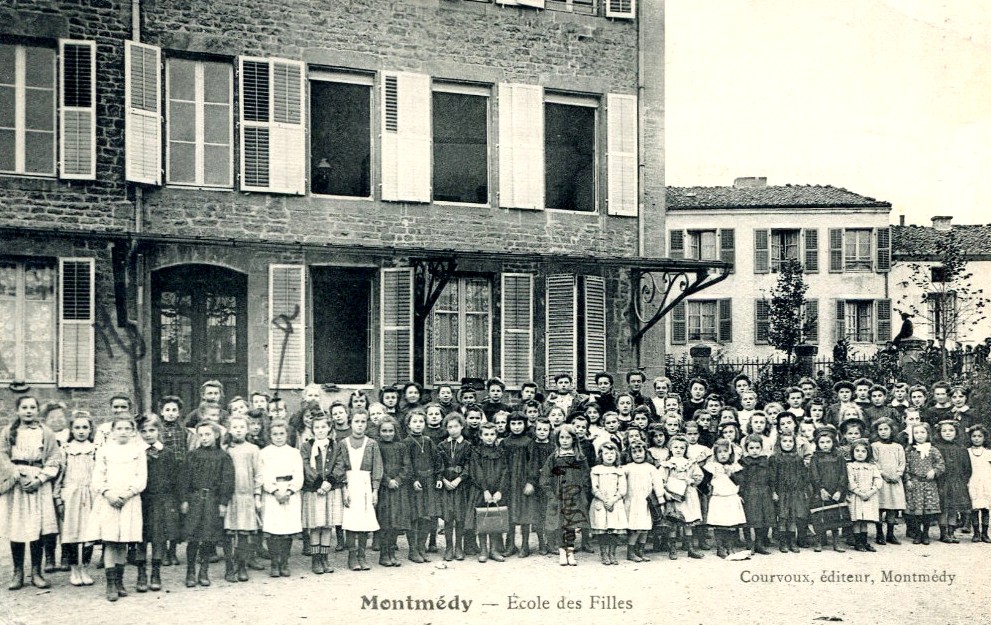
876, 226, 891, 272
545, 274, 577, 385
500, 274, 533, 388
755, 299, 770, 345
754, 229, 769, 274
124, 41, 161, 184
876, 299, 892, 343
498, 83, 544, 210
834, 300, 846, 343
606, 93, 637, 216
669, 230, 684, 259
718, 299, 732, 343
606, 0, 636, 19
59, 40, 97, 181
804, 299, 819, 344
719, 229, 735, 272
381, 267, 413, 386
803, 228, 819, 273
583, 275, 607, 384
380, 71, 430, 202
58, 258, 95, 388
239, 57, 305, 195
828, 228, 844, 273
671, 302, 686, 345
268, 265, 305, 389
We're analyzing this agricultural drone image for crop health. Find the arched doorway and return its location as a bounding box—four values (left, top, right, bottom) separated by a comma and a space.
151, 264, 248, 412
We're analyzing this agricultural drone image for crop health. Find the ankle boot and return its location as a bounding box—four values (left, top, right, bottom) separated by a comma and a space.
348, 534, 360, 571
335, 527, 346, 552
114, 564, 127, 596
443, 533, 455, 562
886, 522, 900, 545
136, 563, 148, 592
378, 534, 391, 567
408, 529, 425, 563
939, 525, 950, 543
947, 527, 960, 543
105, 568, 118, 602
186, 555, 199, 585
279, 541, 291, 577
832, 532, 845, 553
478, 536, 489, 563
149, 561, 162, 591
490, 535, 505, 562
30, 563, 50, 589
788, 533, 800, 553
427, 527, 438, 553
813, 535, 823, 553
417, 523, 432, 562
863, 532, 877, 552
875, 522, 886, 545
921, 520, 931, 545
357, 536, 370, 570
198, 552, 211, 586
454, 529, 465, 561
8, 556, 24, 591
537, 532, 549, 556
627, 541, 642, 562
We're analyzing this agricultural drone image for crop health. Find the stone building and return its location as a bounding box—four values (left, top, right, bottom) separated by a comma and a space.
0, 0, 719, 415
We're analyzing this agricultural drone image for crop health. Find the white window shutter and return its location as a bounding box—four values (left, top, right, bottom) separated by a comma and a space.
606, 0, 636, 19
268, 265, 306, 389
58, 258, 95, 388
606, 93, 638, 217
59, 40, 97, 181
380, 267, 413, 386
124, 41, 161, 185
240, 57, 305, 195
500, 273, 533, 388
498, 83, 544, 210
583, 275, 607, 384
380, 71, 431, 202
545, 274, 577, 387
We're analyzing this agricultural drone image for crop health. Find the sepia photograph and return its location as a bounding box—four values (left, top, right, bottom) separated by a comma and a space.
0, 0, 989, 623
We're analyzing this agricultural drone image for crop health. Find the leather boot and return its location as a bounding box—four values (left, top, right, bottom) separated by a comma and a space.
443, 530, 455, 562
886, 522, 901, 545
378, 531, 391, 567
197, 550, 211, 586
863, 532, 877, 552
335, 527, 346, 552
599, 544, 609, 565
408, 528, 425, 564
279, 539, 290, 577
114, 564, 127, 597
136, 563, 148, 592
186, 543, 199, 586
490, 534, 505, 562
30, 564, 50, 589
627, 541, 642, 562
478, 535, 489, 563
939, 525, 951, 543
417, 522, 432, 562
105, 568, 118, 602
149, 561, 162, 591
357, 534, 370, 570
520, 525, 531, 558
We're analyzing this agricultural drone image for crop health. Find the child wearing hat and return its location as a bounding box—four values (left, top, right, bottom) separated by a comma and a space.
870, 416, 906, 545
809, 425, 848, 552
846, 438, 883, 552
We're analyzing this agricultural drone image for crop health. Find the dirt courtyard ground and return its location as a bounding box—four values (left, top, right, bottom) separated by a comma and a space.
0, 533, 985, 625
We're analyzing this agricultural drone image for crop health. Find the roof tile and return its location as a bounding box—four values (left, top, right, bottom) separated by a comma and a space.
666, 184, 891, 209
892, 224, 991, 257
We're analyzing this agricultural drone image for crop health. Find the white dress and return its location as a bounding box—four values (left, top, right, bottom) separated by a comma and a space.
968, 447, 991, 509
260, 444, 303, 535
624, 461, 661, 530
341, 437, 380, 532
86, 442, 147, 543
704, 461, 746, 527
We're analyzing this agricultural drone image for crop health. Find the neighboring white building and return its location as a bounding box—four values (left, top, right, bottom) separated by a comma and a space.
665, 178, 893, 360
891, 216, 991, 348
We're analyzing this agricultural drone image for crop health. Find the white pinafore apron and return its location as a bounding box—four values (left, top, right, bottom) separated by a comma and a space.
341, 438, 379, 532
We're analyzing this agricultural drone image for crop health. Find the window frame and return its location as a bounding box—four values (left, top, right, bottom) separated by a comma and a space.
0, 257, 57, 384
165, 57, 234, 189
926, 290, 958, 340
843, 228, 873, 272
431, 81, 492, 207
427, 276, 493, 386
308, 69, 375, 200
687, 229, 718, 261
686, 300, 718, 343
546, 0, 597, 15
0, 43, 57, 177
770, 228, 800, 272
845, 299, 874, 343
308, 264, 378, 388
543, 91, 599, 214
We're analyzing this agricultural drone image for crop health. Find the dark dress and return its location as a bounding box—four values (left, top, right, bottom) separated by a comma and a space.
502, 432, 537, 525
539, 451, 591, 532
142, 446, 183, 544
809, 450, 849, 502
933, 440, 972, 517
466, 443, 509, 531
530, 439, 556, 531
405, 433, 442, 520
480, 398, 512, 420
160, 419, 188, 465
928, 405, 954, 428
737, 455, 775, 528
376, 439, 412, 531
438, 438, 473, 524
182, 446, 236, 542
424, 426, 448, 446
771, 448, 811, 526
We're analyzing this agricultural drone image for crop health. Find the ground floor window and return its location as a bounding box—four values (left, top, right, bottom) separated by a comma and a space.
311, 267, 374, 385
0, 259, 56, 382
428, 277, 491, 385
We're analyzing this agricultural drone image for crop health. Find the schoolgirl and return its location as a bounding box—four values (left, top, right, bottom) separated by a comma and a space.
904, 423, 945, 544
622, 441, 659, 562
375, 416, 411, 567
340, 411, 384, 571
863, 385, 900, 426
135, 415, 183, 592
659, 435, 704, 559
825, 381, 856, 427
784, 386, 806, 420
468, 422, 509, 563
259, 420, 304, 577
745, 411, 775, 456
809, 425, 848, 552
529, 418, 555, 555
966, 425, 991, 542
889, 382, 910, 417
539, 424, 590, 566
502, 412, 536, 557
348, 390, 370, 414
398, 382, 426, 433
703, 439, 746, 558
181, 421, 235, 588
438, 413, 472, 561
933, 420, 972, 543
646, 425, 669, 466
329, 402, 352, 443
223, 415, 263, 582
771, 433, 811, 553
737, 435, 774, 555
846, 438, 883, 552
55, 411, 97, 586
300, 412, 343, 574
870, 417, 906, 545
949, 386, 975, 433
0, 396, 61, 591
404, 409, 442, 563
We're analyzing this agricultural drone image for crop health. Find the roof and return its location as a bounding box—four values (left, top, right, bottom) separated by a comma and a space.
666, 184, 891, 210
892, 224, 991, 259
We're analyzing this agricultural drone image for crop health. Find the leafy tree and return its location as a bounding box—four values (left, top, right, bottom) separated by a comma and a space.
896, 228, 990, 378
765, 258, 815, 370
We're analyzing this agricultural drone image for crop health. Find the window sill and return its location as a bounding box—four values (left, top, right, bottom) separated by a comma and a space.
545, 208, 599, 216
0, 175, 59, 191
434, 200, 491, 209
313, 382, 374, 391
166, 184, 236, 192
310, 193, 373, 201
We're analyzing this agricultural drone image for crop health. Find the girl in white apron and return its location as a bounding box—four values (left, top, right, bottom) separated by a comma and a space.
341, 412, 383, 571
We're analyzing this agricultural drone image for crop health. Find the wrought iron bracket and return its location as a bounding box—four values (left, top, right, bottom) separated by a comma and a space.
631, 264, 732, 347
412, 257, 458, 320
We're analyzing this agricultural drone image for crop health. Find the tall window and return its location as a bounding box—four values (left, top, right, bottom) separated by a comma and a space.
429, 277, 491, 385
687, 230, 718, 260
0, 44, 56, 176
309, 73, 372, 197
843, 229, 872, 271
166, 59, 232, 187
0, 259, 56, 382
433, 86, 489, 204
845, 300, 874, 342
545, 95, 596, 212
687, 300, 717, 342
311, 267, 374, 384
770, 229, 799, 271
927, 291, 958, 339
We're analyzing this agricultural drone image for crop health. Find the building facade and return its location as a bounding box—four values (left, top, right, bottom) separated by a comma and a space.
665, 179, 894, 360
0, 0, 693, 416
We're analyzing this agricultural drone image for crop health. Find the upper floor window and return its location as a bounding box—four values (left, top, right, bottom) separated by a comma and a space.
770, 229, 799, 271
545, 93, 597, 212
433, 84, 489, 204
166, 59, 233, 187
687, 230, 718, 261
843, 229, 872, 271
0, 44, 56, 176
309, 71, 372, 198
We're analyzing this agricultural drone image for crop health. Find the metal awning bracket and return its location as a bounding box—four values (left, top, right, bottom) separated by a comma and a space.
631, 264, 731, 347
412, 257, 458, 319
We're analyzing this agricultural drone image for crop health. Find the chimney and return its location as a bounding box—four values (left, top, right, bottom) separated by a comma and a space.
931, 215, 952, 231
899, 214, 905, 226
733, 176, 767, 189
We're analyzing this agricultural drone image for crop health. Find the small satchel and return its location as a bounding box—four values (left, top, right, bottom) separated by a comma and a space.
665, 475, 688, 500
475, 504, 509, 534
